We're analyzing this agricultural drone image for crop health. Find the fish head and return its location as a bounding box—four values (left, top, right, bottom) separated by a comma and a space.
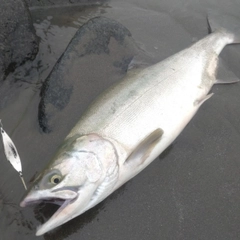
20, 134, 119, 236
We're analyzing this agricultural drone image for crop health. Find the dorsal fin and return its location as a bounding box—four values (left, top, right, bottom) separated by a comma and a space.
124, 128, 163, 167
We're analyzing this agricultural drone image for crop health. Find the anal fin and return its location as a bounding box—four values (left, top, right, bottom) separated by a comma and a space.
194, 93, 214, 107
215, 78, 240, 84
215, 58, 240, 84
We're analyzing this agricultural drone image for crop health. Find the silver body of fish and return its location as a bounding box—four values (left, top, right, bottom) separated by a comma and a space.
20, 12, 240, 236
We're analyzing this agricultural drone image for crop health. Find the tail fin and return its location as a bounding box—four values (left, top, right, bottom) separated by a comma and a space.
207, 10, 240, 44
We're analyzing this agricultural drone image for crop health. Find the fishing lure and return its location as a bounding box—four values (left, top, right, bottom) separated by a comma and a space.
0, 120, 27, 190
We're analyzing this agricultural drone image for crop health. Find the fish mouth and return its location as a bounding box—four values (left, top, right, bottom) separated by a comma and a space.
36, 198, 76, 235
20, 189, 80, 236
20, 197, 69, 207
20, 184, 99, 236
20, 188, 78, 207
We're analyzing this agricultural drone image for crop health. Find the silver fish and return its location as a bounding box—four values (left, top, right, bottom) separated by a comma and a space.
20, 12, 240, 236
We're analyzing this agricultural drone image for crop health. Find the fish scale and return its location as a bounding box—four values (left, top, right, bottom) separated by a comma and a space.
20, 12, 240, 236
69, 49, 205, 151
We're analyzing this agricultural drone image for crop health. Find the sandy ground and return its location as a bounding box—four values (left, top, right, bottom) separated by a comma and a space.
0, 0, 240, 239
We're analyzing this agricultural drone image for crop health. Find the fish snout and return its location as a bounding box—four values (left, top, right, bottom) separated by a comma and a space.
20, 187, 78, 208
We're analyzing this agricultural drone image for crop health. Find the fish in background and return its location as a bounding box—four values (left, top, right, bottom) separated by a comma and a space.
20, 11, 240, 236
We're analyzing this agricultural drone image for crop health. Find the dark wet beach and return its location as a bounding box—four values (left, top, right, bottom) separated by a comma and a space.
0, 0, 240, 239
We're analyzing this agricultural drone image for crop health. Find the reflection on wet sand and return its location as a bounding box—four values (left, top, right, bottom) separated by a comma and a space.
0, 1, 240, 240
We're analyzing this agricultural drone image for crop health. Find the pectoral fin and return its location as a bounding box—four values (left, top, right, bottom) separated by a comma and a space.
124, 128, 163, 167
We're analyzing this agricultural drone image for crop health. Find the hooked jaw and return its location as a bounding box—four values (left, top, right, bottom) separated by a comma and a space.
20, 183, 99, 236
20, 188, 79, 236
20, 187, 79, 207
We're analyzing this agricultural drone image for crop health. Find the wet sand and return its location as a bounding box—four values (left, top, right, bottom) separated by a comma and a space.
0, 0, 240, 239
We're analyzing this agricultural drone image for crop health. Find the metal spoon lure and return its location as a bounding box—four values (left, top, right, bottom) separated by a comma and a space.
0, 120, 27, 190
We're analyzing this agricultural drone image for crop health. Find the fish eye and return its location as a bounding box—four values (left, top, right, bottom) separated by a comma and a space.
50, 175, 62, 184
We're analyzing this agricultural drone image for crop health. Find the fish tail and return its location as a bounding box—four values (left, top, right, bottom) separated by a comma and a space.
207, 10, 240, 44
